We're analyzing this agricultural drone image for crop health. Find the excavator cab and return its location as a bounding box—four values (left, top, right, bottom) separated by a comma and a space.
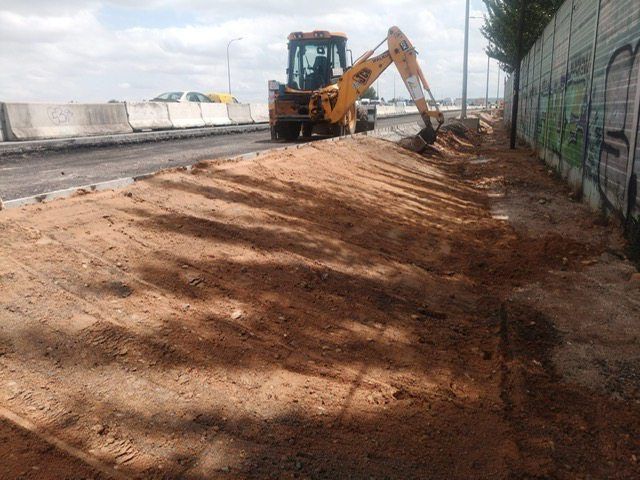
286, 33, 348, 91
269, 31, 351, 140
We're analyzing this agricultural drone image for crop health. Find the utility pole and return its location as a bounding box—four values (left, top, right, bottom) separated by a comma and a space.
227, 37, 243, 95
497, 67, 501, 101
393, 75, 396, 102
510, 0, 527, 149
461, 0, 470, 118
485, 54, 490, 109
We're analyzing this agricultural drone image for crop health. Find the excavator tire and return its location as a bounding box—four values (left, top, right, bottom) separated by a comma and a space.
277, 122, 301, 141
302, 123, 314, 138
418, 121, 438, 145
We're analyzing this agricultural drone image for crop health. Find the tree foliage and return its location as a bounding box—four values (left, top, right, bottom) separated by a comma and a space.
481, 0, 563, 73
361, 87, 377, 100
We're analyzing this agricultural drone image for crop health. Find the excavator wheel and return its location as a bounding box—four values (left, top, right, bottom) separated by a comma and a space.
418, 121, 438, 145
276, 121, 301, 141
334, 105, 358, 137
302, 122, 314, 138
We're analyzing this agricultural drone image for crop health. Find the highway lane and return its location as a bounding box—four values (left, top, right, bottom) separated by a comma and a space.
0, 114, 430, 201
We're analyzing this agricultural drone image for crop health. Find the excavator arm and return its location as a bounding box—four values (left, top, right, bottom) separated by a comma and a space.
309, 26, 444, 143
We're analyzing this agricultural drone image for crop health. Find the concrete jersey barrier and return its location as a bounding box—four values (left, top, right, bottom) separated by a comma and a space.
126, 102, 172, 131
2, 102, 133, 141
200, 103, 232, 126
0, 103, 6, 142
166, 103, 205, 129
227, 104, 254, 125
375, 106, 395, 118
249, 103, 269, 123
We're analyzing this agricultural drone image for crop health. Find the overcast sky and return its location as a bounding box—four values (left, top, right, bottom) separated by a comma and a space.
0, 0, 501, 103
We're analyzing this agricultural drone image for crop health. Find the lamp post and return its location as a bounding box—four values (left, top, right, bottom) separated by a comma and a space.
485, 54, 490, 109
461, 0, 470, 119
227, 37, 243, 95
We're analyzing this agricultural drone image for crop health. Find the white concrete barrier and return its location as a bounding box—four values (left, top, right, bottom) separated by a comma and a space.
376, 106, 395, 118
2, 102, 133, 141
227, 104, 254, 125
0, 103, 6, 142
249, 103, 269, 123
200, 103, 232, 126
126, 102, 172, 131
166, 103, 205, 129
406, 106, 419, 114
395, 104, 407, 115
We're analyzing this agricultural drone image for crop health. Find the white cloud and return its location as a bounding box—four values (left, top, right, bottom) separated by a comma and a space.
0, 0, 500, 103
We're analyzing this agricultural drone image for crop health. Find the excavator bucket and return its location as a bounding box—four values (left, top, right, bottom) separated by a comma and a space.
399, 121, 438, 154
418, 121, 437, 145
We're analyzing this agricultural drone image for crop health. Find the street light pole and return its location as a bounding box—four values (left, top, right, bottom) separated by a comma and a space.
485, 53, 490, 109
461, 0, 470, 119
227, 37, 243, 95
393, 75, 396, 102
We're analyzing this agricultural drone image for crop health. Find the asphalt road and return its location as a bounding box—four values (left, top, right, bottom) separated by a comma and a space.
0, 113, 433, 201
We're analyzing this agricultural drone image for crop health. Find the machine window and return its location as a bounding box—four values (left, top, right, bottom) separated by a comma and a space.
331, 41, 347, 70
288, 42, 330, 91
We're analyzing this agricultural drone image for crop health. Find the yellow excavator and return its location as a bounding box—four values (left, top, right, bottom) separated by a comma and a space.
268, 26, 444, 144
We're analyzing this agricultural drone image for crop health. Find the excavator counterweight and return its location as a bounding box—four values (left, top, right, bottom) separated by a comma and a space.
268, 26, 443, 145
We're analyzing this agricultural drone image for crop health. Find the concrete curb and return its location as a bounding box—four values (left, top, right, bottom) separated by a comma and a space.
0, 123, 270, 156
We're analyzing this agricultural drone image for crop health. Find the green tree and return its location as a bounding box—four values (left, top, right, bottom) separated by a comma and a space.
361, 87, 377, 100
481, 0, 562, 148
481, 0, 563, 73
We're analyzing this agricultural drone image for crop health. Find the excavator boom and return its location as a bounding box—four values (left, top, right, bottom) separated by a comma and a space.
310, 26, 444, 143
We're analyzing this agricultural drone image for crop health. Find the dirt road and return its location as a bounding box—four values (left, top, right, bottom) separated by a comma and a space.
0, 121, 638, 479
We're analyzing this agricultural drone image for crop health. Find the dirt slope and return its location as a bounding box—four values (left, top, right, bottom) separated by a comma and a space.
0, 126, 638, 479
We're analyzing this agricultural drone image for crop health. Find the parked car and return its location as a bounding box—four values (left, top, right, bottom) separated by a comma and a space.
206, 92, 239, 104
151, 91, 213, 103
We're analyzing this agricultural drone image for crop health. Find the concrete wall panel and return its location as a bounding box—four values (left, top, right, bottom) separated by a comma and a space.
0, 103, 4, 142
167, 103, 205, 129
126, 102, 172, 131
227, 104, 254, 124
200, 103, 232, 126
249, 104, 269, 123
511, 0, 640, 223
2, 103, 133, 141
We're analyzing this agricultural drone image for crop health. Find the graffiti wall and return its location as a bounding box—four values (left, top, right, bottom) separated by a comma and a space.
505, 0, 640, 222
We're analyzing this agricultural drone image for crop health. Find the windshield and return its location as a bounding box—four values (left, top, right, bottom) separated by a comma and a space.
288, 39, 346, 91
156, 92, 183, 101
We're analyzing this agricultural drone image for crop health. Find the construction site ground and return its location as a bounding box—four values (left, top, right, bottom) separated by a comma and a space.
0, 120, 639, 479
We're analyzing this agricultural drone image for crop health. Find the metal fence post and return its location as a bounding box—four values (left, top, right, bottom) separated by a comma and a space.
557, 0, 576, 170
581, 0, 603, 186
542, 13, 559, 160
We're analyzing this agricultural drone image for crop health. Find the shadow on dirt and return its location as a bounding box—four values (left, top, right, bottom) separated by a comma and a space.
1, 136, 639, 479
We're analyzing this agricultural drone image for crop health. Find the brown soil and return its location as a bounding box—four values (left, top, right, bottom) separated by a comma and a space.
0, 122, 638, 479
